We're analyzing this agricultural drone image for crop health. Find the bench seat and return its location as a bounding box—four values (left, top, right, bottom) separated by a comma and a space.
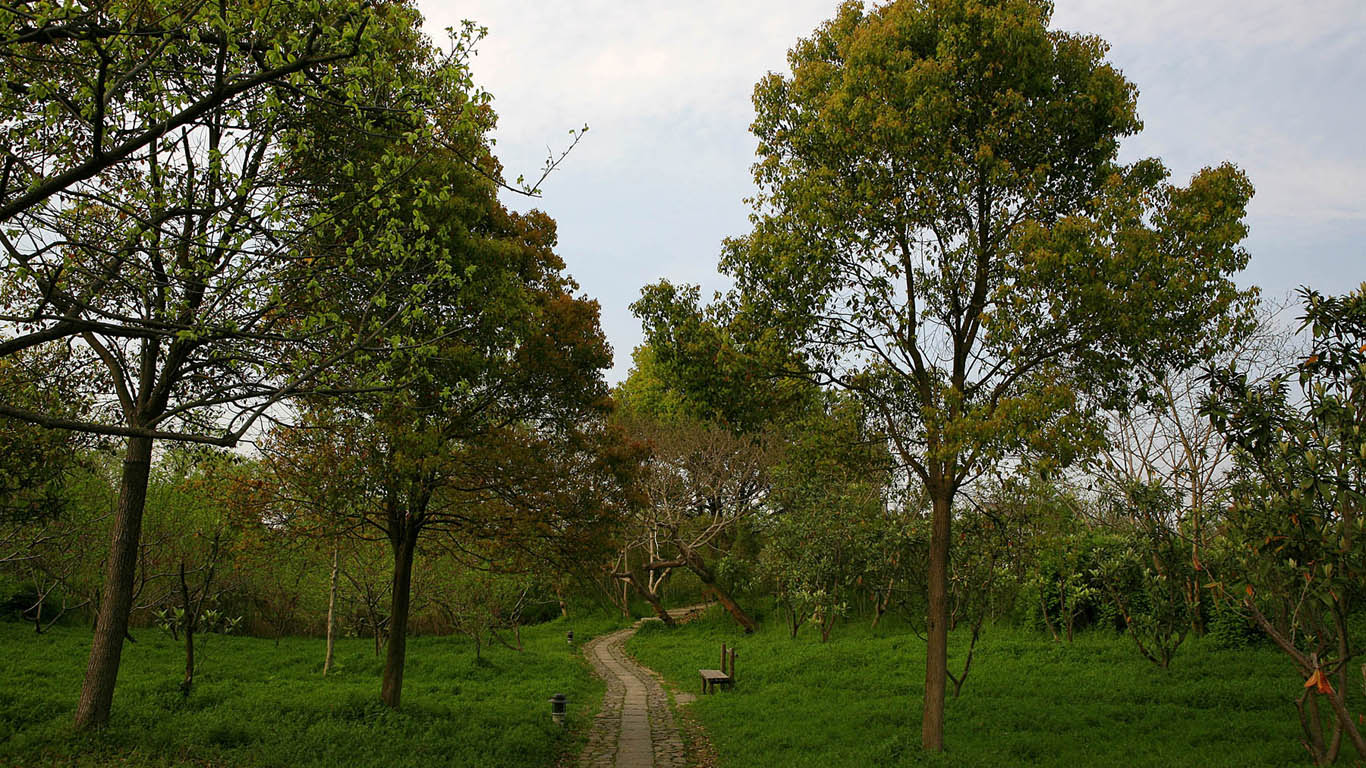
699, 668, 732, 694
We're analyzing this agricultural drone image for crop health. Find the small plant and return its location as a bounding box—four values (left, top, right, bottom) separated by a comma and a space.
154, 607, 186, 641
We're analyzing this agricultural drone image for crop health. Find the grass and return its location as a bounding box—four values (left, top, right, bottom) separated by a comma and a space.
628, 606, 1343, 767
0, 613, 627, 768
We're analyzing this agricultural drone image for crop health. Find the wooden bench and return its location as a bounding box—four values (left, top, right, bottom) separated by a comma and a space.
699, 642, 736, 694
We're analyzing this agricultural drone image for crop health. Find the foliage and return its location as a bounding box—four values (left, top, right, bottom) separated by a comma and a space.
761, 393, 889, 641
1091, 483, 1193, 668
0, 350, 97, 525
1, 0, 543, 729
721, 0, 1255, 748
1203, 284, 1366, 763
631, 283, 808, 432
0, 0, 485, 445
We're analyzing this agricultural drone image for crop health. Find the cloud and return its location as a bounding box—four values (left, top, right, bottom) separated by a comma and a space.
421, 1, 834, 166
415, 1, 1366, 381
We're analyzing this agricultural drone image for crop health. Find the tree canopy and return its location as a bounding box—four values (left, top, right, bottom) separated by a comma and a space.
722, 0, 1256, 750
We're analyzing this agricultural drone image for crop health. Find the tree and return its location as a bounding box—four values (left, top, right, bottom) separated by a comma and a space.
614, 411, 774, 632
0, 1, 509, 729
761, 392, 889, 641
723, 0, 1254, 749
0, 0, 376, 229
1091, 482, 1193, 668
0, 349, 96, 526
1097, 297, 1297, 635
624, 286, 808, 632
269, 175, 622, 708
1204, 285, 1366, 764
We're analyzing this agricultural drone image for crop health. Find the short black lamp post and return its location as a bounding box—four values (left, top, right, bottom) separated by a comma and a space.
566, 630, 574, 645
550, 693, 568, 728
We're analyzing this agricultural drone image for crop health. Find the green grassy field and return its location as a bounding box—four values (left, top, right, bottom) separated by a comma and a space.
0, 615, 625, 768
628, 607, 1334, 767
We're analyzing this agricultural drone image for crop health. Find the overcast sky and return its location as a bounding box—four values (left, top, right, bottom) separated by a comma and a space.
417, 1, 1365, 383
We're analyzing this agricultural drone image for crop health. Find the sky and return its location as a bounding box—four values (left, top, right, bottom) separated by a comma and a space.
417, 1, 1365, 383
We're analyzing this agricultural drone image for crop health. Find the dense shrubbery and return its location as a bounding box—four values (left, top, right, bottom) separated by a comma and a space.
0, 453, 572, 645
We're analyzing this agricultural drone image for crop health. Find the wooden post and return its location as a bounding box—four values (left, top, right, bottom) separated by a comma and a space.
729, 647, 736, 680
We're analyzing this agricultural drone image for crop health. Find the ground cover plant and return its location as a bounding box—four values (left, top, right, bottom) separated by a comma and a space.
0, 615, 623, 768
628, 606, 1336, 767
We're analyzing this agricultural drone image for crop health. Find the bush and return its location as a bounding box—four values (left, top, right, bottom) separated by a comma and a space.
1207, 601, 1263, 650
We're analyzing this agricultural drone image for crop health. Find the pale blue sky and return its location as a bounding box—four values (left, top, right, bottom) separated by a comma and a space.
418, 1, 1365, 382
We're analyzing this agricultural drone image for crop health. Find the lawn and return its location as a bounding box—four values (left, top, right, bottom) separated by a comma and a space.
0, 614, 625, 768
628, 606, 1337, 767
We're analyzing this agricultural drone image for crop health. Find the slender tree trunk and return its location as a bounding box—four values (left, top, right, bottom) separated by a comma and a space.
642, 590, 675, 625
872, 578, 894, 629
179, 561, 195, 696
380, 529, 417, 709
921, 486, 951, 752
182, 623, 196, 695
702, 577, 755, 633
1325, 672, 1366, 760
554, 583, 568, 619
324, 545, 339, 675
788, 600, 805, 638
75, 435, 154, 730
1039, 590, 1059, 641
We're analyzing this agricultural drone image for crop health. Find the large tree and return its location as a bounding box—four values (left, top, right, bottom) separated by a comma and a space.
267, 172, 624, 707
0, 1, 508, 728
723, 0, 1254, 750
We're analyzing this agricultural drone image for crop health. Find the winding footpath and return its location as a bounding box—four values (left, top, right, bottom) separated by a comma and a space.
577, 609, 708, 768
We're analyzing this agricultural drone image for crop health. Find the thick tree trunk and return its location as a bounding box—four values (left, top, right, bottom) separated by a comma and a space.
324, 545, 338, 675
75, 435, 154, 730
380, 528, 418, 709
921, 487, 951, 752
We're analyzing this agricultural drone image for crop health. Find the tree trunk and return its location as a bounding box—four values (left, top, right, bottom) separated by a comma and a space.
324, 545, 338, 675
1039, 590, 1059, 641
554, 583, 568, 619
623, 574, 675, 625
871, 578, 894, 629
679, 548, 754, 633
380, 528, 418, 709
701, 577, 755, 633
75, 435, 154, 730
179, 560, 195, 696
921, 487, 951, 752
182, 623, 196, 695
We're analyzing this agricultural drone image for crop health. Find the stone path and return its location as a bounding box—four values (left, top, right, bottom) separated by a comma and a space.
578, 609, 708, 768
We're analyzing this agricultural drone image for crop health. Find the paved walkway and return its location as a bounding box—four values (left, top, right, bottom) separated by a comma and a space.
578, 609, 707, 768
